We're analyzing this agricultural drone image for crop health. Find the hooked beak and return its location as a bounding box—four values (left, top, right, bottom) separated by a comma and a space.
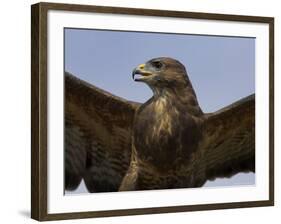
132, 63, 152, 81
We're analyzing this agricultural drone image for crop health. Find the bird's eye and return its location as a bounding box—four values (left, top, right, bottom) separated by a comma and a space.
152, 61, 163, 70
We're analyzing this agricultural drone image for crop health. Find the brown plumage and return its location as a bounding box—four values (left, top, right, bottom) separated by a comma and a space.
65, 57, 255, 193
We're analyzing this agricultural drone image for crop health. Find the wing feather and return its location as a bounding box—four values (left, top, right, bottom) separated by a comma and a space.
199, 94, 255, 183
65, 72, 140, 192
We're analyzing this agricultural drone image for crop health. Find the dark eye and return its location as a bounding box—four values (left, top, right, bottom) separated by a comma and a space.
152, 61, 163, 70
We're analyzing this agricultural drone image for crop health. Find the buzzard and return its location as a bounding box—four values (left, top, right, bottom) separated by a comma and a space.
65, 57, 255, 193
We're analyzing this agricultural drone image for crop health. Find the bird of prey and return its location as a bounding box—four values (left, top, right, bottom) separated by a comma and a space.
65, 57, 255, 193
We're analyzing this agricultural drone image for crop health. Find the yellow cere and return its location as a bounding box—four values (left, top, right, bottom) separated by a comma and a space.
138, 64, 145, 70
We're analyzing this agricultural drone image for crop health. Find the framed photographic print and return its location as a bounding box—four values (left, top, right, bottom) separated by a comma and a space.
31, 2, 274, 221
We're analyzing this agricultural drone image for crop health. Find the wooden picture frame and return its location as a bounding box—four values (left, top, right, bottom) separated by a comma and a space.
31, 2, 274, 221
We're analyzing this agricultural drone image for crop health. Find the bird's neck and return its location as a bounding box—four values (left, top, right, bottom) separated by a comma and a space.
151, 85, 203, 117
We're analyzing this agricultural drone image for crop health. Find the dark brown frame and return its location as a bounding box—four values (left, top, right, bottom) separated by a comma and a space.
31, 2, 274, 221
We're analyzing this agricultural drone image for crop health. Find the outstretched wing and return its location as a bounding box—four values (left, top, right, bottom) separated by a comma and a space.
199, 94, 255, 184
65, 72, 140, 192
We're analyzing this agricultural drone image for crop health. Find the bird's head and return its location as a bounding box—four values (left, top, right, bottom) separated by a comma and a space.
132, 57, 190, 91
133, 57, 202, 115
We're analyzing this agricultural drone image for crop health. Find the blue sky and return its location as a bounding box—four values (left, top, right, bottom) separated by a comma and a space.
64, 28, 255, 194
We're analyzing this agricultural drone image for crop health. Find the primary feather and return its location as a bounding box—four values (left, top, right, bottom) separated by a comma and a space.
65, 72, 139, 192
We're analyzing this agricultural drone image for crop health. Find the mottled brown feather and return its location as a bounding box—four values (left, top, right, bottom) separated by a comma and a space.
65, 72, 140, 192
199, 94, 255, 183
